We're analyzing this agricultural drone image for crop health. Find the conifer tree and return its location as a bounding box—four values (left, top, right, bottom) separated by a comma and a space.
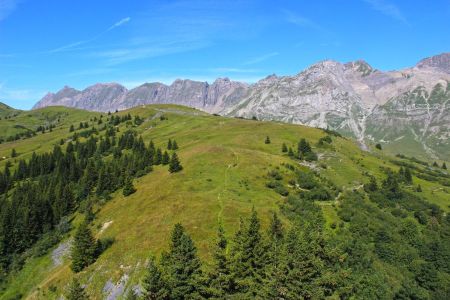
281, 143, 288, 153
209, 225, 233, 297
443, 162, 447, 170
69, 124, 75, 132
11, 148, 17, 158
288, 147, 294, 157
71, 221, 97, 272
154, 148, 162, 165
123, 177, 136, 196
65, 278, 88, 300
172, 140, 179, 150
162, 151, 170, 165
162, 223, 203, 299
433, 161, 438, 167
142, 256, 169, 300
416, 184, 422, 192
268, 212, 284, 242
265, 136, 271, 144
169, 153, 183, 173
404, 168, 413, 184
167, 139, 172, 150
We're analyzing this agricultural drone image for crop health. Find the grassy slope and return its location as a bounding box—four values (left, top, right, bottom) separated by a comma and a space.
0, 105, 448, 299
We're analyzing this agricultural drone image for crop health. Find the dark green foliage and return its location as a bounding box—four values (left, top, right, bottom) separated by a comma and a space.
416, 184, 422, 192
65, 278, 88, 300
162, 151, 170, 165
169, 153, 183, 173
288, 147, 294, 157
11, 148, 17, 158
443, 162, 447, 170
123, 177, 136, 196
71, 222, 97, 272
142, 256, 169, 299
172, 140, 179, 150
375, 143, 382, 150
265, 136, 271, 144
167, 139, 172, 150
281, 142, 288, 152
69, 124, 74, 132
318, 135, 332, 146
297, 138, 317, 161
160, 223, 203, 299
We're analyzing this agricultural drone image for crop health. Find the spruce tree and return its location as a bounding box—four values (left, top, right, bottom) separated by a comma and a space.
265, 136, 271, 144
162, 223, 203, 299
172, 140, 179, 150
268, 212, 283, 242
281, 143, 288, 153
167, 139, 172, 150
65, 278, 88, 300
288, 147, 294, 157
11, 148, 17, 158
69, 124, 75, 132
155, 148, 162, 165
162, 151, 170, 165
433, 161, 438, 167
71, 221, 97, 272
169, 153, 183, 173
443, 162, 447, 170
142, 256, 169, 299
209, 225, 233, 297
123, 177, 136, 196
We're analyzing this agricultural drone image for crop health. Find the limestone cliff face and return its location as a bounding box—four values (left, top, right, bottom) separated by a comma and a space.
33, 53, 450, 159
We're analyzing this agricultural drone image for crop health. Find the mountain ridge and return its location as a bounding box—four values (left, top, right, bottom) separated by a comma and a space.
32, 53, 450, 160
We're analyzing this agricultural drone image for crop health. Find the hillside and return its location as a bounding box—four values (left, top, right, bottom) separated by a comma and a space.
32, 53, 450, 161
0, 105, 448, 299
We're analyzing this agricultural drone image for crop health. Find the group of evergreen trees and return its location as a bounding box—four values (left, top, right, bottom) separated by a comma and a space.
0, 117, 183, 279
281, 138, 318, 161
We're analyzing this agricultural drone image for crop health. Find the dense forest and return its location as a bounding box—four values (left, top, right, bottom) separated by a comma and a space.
0, 113, 182, 288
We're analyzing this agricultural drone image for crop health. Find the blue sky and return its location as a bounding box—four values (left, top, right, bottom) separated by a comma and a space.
0, 0, 449, 110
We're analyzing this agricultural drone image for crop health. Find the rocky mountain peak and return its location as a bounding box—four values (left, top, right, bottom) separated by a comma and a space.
345, 60, 374, 76
416, 52, 450, 73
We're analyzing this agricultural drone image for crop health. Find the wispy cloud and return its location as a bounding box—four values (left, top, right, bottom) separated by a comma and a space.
282, 9, 322, 31
0, 0, 20, 22
108, 17, 131, 31
47, 16, 131, 53
363, 0, 409, 24
92, 40, 209, 65
244, 52, 279, 65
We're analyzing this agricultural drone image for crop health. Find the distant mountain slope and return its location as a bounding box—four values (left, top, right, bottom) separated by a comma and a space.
33, 53, 450, 160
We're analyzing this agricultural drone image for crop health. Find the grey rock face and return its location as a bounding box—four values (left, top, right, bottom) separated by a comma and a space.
33, 53, 450, 159
34, 78, 249, 114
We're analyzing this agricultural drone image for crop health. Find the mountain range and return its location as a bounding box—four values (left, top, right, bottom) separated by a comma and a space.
33, 53, 450, 160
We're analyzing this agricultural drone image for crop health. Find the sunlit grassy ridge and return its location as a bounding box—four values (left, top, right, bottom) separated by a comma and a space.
0, 104, 448, 299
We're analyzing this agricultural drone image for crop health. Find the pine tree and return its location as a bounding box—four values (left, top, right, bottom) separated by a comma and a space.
11, 148, 17, 158
169, 153, 183, 173
288, 147, 294, 157
65, 278, 88, 300
69, 124, 75, 132
209, 225, 233, 297
364, 176, 378, 192
229, 209, 266, 296
265, 136, 271, 144
281, 143, 288, 153
268, 212, 284, 242
172, 140, 179, 150
123, 177, 136, 196
404, 168, 413, 184
433, 161, 438, 167
162, 223, 203, 299
71, 221, 97, 272
162, 151, 170, 165
142, 256, 169, 300
167, 139, 172, 150
443, 162, 447, 170
154, 148, 162, 165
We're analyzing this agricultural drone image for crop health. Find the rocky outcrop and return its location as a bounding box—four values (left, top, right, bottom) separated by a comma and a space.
33, 53, 450, 159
